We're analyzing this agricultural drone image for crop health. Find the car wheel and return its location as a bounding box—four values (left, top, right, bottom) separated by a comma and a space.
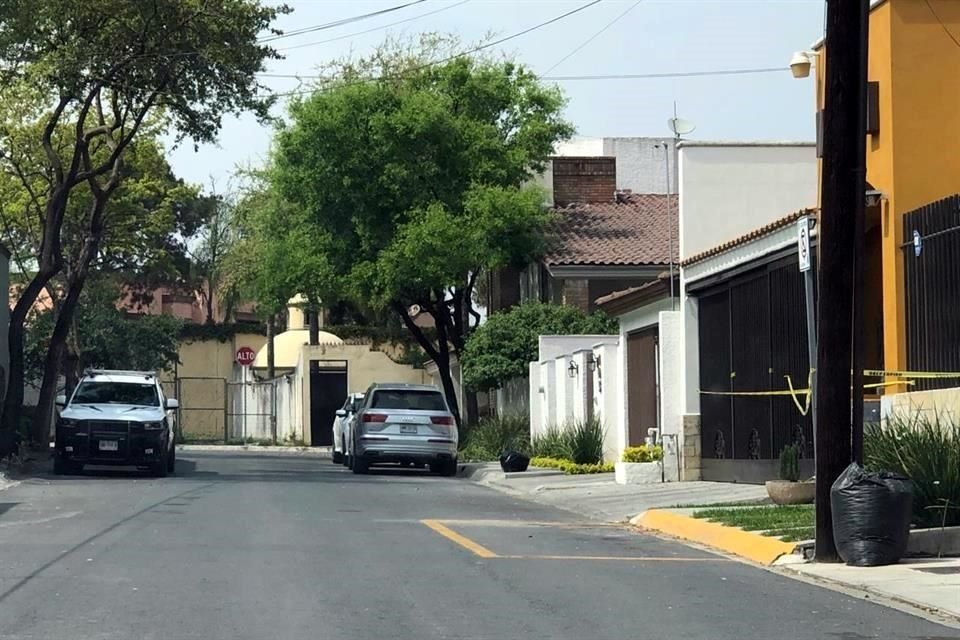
432, 459, 457, 477
167, 443, 176, 473
151, 450, 169, 478
54, 457, 80, 476
352, 455, 369, 474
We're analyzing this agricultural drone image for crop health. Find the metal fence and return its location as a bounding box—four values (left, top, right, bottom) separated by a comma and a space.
903, 193, 960, 391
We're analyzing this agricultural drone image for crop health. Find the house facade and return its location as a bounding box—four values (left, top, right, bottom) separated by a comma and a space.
812, 0, 960, 414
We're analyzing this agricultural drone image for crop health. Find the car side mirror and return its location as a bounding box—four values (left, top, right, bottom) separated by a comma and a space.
335, 410, 347, 417
166, 398, 180, 410
55, 395, 67, 408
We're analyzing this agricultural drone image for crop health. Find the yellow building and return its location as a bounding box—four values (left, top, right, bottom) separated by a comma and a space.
811, 0, 960, 394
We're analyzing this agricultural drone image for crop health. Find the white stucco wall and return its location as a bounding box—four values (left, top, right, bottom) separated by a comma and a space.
593, 341, 622, 462
539, 335, 619, 362
678, 143, 817, 260
658, 310, 684, 482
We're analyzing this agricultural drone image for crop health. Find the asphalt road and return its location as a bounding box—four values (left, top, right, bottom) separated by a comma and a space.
0, 452, 956, 640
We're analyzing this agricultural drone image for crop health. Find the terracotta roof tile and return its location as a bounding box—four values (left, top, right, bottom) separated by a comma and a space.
544, 193, 677, 267
680, 208, 818, 267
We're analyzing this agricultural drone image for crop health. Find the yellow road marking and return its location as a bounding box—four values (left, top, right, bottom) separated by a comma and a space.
498, 554, 729, 562
421, 519, 498, 558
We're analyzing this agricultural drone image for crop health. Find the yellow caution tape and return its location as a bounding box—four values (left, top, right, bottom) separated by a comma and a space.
699, 375, 911, 417
864, 369, 960, 379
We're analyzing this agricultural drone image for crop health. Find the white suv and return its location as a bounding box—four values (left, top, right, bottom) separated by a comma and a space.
54, 369, 179, 476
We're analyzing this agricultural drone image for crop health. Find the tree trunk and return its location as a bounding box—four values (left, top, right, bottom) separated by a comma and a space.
31, 284, 81, 447
393, 302, 462, 426
1, 264, 60, 441
308, 306, 319, 346
266, 314, 276, 379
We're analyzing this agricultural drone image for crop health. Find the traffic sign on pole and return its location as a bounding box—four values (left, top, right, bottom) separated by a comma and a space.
236, 346, 256, 367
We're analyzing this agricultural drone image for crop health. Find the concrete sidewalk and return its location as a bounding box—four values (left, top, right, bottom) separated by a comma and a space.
461, 463, 768, 522
784, 557, 960, 623
179, 444, 332, 457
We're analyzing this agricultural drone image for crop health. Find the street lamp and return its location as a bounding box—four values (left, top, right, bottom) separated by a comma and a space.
567, 360, 579, 378
790, 50, 818, 79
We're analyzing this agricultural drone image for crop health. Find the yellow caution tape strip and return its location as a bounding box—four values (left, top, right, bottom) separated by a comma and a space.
864, 369, 960, 379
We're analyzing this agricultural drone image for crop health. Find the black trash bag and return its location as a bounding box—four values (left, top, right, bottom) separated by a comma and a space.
499, 450, 530, 473
830, 462, 913, 567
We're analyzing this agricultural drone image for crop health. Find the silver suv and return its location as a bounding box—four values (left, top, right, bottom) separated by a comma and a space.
54, 369, 178, 477
350, 383, 458, 476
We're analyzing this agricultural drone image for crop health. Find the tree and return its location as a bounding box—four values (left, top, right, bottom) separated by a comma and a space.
2, 131, 212, 441
462, 302, 619, 392
24, 276, 182, 385
190, 191, 238, 324
0, 0, 288, 439
271, 38, 573, 424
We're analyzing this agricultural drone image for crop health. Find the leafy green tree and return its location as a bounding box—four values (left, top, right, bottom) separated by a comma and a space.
2, 131, 210, 440
25, 276, 182, 385
462, 302, 619, 392
271, 38, 573, 423
0, 0, 287, 440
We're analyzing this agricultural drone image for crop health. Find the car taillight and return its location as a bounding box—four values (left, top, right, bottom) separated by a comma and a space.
363, 413, 387, 423
430, 416, 453, 425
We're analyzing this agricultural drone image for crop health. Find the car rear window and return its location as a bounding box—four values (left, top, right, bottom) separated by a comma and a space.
72, 381, 159, 406
371, 390, 446, 411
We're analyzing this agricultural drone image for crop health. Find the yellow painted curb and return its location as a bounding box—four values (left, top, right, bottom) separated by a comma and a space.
633, 509, 796, 565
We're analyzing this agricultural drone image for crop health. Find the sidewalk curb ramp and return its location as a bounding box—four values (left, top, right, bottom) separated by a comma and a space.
632, 509, 797, 565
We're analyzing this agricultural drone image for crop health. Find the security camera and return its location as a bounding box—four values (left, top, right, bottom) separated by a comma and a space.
790, 51, 814, 79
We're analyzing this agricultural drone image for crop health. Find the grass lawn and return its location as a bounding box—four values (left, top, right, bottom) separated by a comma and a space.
692, 505, 815, 542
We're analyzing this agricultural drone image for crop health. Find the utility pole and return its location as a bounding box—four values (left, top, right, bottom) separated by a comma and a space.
814, 0, 870, 562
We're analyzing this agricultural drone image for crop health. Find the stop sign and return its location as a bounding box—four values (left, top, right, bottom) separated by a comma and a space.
236, 346, 256, 367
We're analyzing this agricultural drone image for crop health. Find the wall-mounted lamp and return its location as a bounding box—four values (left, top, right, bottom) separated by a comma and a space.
567, 360, 579, 378
587, 354, 600, 372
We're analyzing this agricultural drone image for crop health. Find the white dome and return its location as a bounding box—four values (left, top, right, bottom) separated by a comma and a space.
252, 329, 343, 369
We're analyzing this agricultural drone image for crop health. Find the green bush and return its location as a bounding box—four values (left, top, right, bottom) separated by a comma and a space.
779, 443, 801, 482
865, 413, 960, 527
462, 302, 618, 392
531, 456, 614, 475
458, 414, 530, 461
622, 445, 663, 463
568, 417, 605, 464
531, 426, 573, 460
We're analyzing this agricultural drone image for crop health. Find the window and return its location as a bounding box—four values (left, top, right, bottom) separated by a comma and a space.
371, 390, 446, 411
72, 381, 160, 407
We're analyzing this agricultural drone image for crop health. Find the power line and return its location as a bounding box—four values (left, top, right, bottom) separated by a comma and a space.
277, 0, 472, 52
258, 0, 429, 43
257, 66, 787, 86
259, 0, 606, 97
924, 0, 960, 49
542, 0, 645, 76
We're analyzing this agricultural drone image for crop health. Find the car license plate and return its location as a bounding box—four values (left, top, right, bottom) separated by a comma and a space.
400, 425, 417, 434
99, 440, 119, 452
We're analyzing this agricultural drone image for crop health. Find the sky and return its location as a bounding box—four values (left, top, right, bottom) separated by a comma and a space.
165, 0, 826, 191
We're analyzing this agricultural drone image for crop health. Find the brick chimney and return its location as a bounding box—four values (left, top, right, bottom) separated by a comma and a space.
552, 157, 616, 207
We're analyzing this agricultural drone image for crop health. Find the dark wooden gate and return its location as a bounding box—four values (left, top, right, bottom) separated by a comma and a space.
697, 257, 814, 465
903, 193, 960, 390
626, 328, 659, 446
309, 362, 347, 446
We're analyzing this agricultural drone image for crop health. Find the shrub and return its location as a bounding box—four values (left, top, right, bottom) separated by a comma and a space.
865, 413, 960, 527
622, 445, 663, 463
568, 417, 605, 464
531, 426, 573, 460
779, 443, 800, 482
458, 414, 530, 461
461, 302, 618, 391
531, 456, 614, 475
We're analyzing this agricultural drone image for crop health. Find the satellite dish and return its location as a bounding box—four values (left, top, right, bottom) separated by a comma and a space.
668, 117, 696, 137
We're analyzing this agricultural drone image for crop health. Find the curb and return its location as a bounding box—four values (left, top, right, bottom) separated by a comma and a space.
632, 508, 797, 565
775, 564, 960, 627
178, 444, 330, 457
